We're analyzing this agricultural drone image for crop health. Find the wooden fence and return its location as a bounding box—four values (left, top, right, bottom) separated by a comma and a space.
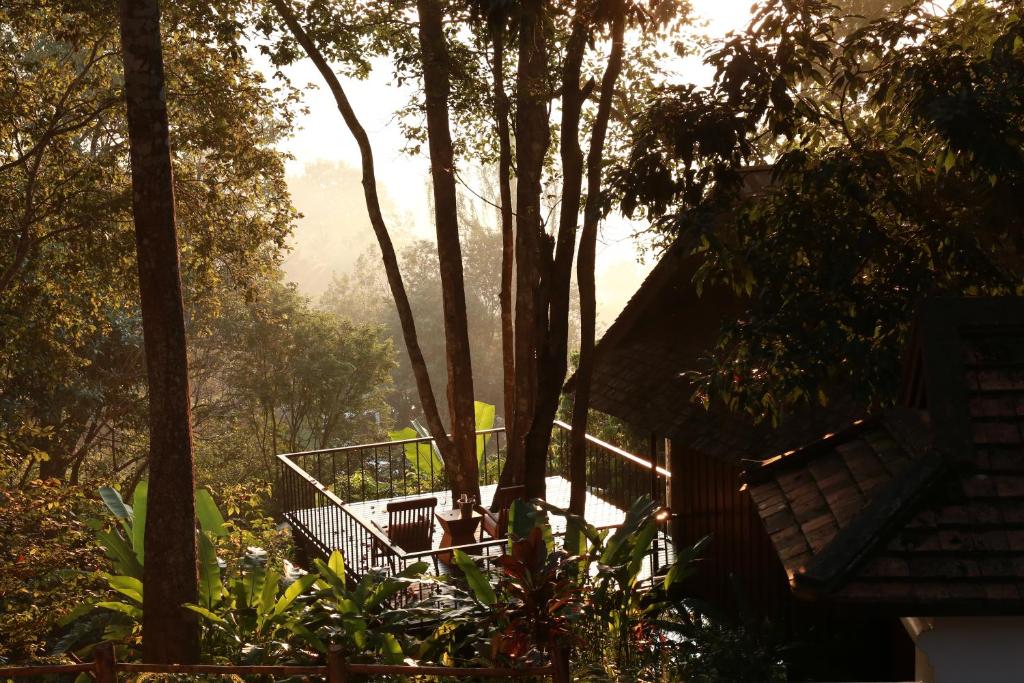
0, 643, 566, 681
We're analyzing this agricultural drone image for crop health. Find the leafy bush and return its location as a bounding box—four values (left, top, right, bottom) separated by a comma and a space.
0, 480, 106, 664
54, 481, 294, 663
24, 482, 789, 680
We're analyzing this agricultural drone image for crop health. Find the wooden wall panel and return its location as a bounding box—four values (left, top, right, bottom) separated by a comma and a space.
669, 439, 791, 618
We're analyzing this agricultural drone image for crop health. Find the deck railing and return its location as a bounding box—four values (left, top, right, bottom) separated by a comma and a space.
278, 422, 673, 583
0, 643, 564, 681
550, 420, 669, 510
279, 428, 507, 508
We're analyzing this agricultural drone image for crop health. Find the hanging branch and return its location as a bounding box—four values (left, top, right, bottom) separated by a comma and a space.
489, 18, 517, 443
270, 0, 455, 460
570, 0, 627, 516
415, 0, 481, 501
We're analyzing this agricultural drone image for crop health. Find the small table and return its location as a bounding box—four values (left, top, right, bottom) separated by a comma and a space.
435, 508, 482, 565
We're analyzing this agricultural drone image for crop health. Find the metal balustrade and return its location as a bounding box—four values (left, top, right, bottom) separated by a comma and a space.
277, 422, 673, 586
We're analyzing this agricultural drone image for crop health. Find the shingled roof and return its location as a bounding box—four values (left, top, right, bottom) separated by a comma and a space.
745, 298, 1024, 614
580, 168, 862, 463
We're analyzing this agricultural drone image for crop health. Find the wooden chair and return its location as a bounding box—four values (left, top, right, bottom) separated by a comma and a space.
383, 496, 437, 552
475, 485, 526, 540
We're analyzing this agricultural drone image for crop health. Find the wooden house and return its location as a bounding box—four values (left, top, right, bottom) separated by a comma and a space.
582, 233, 915, 679
745, 298, 1024, 683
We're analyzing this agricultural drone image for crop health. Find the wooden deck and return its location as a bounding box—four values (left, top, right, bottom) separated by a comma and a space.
352, 475, 633, 546
287, 475, 675, 582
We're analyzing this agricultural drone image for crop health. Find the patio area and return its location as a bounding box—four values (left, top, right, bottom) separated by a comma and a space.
278, 421, 675, 582
290, 475, 630, 554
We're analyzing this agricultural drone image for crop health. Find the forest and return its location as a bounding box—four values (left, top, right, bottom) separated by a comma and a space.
2, 0, 1022, 680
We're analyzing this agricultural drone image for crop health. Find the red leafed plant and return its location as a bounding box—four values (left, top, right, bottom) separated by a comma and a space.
488, 525, 577, 662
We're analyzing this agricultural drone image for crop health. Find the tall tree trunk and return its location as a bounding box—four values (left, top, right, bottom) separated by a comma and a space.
271, 0, 457, 467
570, 4, 626, 516
517, 12, 591, 503
491, 23, 516, 442
510, 0, 552, 499
415, 0, 480, 503
118, 0, 200, 664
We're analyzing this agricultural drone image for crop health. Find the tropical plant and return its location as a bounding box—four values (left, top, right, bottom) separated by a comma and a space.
445, 497, 709, 678
543, 497, 709, 678
390, 400, 498, 484
186, 548, 437, 665
305, 551, 435, 663
185, 547, 319, 664
54, 482, 232, 657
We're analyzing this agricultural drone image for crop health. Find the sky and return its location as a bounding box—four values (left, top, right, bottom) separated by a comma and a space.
274, 0, 756, 327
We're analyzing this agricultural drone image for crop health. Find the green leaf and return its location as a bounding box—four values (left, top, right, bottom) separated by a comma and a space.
452, 550, 495, 605
105, 574, 144, 604
474, 400, 496, 461
508, 498, 535, 540
198, 531, 222, 609
259, 568, 280, 617
336, 597, 359, 615
184, 603, 227, 625
626, 521, 658, 583
195, 488, 227, 537
365, 580, 407, 611
378, 632, 404, 664
131, 481, 147, 564
241, 563, 267, 609
273, 573, 317, 616
289, 622, 326, 653
392, 426, 443, 476
96, 529, 143, 579
314, 558, 347, 595
602, 497, 656, 565
328, 549, 346, 579
98, 486, 133, 526
96, 601, 142, 620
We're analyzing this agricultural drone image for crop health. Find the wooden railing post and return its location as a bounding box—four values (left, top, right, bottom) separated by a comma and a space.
93, 642, 116, 683
550, 642, 571, 683
327, 645, 348, 683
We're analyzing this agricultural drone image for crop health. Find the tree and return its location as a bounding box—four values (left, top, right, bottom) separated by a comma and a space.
0, 0, 294, 487
613, 0, 1024, 423
118, 0, 198, 662
262, 0, 691, 501
214, 279, 395, 480
322, 189, 511, 429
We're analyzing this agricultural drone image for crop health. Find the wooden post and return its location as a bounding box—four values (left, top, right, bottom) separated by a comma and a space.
550, 642, 571, 683
650, 432, 661, 573
664, 438, 683, 545
94, 642, 116, 683
327, 645, 348, 683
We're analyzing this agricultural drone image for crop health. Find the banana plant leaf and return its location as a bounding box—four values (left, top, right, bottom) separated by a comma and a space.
453, 549, 496, 605
474, 400, 496, 456
390, 426, 443, 478
198, 531, 222, 608
97, 486, 133, 536
393, 400, 498, 477
196, 488, 227, 537
131, 481, 147, 564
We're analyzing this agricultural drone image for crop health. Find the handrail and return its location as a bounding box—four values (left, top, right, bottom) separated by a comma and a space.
402, 536, 508, 560
279, 421, 668, 578
278, 451, 346, 508
278, 427, 507, 459
552, 420, 671, 478
0, 644, 559, 681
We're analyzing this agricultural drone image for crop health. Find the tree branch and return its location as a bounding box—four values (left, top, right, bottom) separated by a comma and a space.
270, 0, 454, 458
